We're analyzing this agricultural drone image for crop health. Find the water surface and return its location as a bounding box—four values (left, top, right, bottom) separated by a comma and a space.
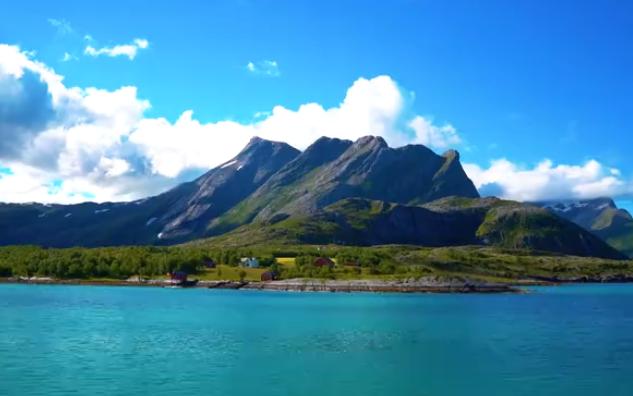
1, 284, 633, 395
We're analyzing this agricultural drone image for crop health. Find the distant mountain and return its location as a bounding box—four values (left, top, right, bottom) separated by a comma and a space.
199, 196, 626, 260
538, 198, 633, 257
208, 135, 479, 234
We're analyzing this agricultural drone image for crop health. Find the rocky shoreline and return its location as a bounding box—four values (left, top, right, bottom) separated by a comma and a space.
240, 278, 519, 293
4, 275, 631, 293
528, 274, 633, 283
1, 276, 520, 293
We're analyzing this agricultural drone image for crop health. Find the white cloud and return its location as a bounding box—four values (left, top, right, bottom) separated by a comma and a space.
98, 157, 131, 178
129, 75, 464, 177
84, 38, 149, 60
5, 43, 630, 205
0, 44, 461, 203
48, 18, 73, 35
464, 159, 632, 202
246, 60, 280, 77
409, 116, 461, 149
61, 52, 78, 62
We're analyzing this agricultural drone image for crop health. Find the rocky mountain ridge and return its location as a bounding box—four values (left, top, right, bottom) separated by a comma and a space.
0, 136, 629, 260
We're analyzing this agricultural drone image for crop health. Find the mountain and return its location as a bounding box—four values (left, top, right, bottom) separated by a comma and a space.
202, 196, 626, 260
208, 135, 479, 234
157, 137, 300, 241
538, 198, 633, 257
0, 135, 626, 260
0, 137, 299, 246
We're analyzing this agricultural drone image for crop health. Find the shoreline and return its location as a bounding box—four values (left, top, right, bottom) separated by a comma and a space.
1, 276, 521, 293
3, 275, 632, 293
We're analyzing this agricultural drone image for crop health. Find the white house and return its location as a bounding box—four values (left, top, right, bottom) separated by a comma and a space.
240, 257, 259, 268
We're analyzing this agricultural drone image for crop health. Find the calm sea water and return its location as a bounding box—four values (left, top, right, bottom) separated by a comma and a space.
1, 284, 633, 396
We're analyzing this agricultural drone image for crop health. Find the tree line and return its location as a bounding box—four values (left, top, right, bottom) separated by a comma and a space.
0, 245, 402, 279
0, 246, 277, 279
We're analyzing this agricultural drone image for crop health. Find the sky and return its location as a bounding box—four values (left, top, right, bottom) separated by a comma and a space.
0, 0, 632, 210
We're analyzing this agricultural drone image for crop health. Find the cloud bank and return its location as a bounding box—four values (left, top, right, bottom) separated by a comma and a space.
0, 44, 463, 203
464, 159, 632, 202
0, 44, 630, 204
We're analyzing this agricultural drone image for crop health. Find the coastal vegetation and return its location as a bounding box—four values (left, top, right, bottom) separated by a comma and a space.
1, 244, 632, 284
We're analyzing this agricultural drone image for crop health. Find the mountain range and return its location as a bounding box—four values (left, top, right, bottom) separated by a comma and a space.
0, 136, 628, 260
538, 198, 633, 258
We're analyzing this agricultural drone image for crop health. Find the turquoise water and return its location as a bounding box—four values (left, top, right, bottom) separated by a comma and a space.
1, 284, 633, 395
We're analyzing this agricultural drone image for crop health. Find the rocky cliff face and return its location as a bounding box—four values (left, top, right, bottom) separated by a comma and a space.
208, 135, 479, 234
157, 137, 300, 241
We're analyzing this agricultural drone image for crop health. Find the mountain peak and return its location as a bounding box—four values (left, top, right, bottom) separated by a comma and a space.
354, 135, 388, 149
237, 136, 299, 157
442, 149, 460, 161
302, 136, 353, 159
249, 136, 263, 143
312, 136, 353, 146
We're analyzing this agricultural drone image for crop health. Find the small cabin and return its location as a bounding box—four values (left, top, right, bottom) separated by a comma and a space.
313, 257, 335, 268
169, 271, 188, 284
203, 258, 216, 268
240, 257, 260, 268
260, 270, 279, 282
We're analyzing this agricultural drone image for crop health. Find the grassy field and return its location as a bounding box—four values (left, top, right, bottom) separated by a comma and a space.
198, 245, 633, 283
276, 257, 296, 267
193, 265, 267, 281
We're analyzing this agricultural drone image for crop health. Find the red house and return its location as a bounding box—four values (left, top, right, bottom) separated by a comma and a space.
313, 257, 335, 268
167, 271, 198, 287
169, 271, 188, 283
260, 271, 279, 281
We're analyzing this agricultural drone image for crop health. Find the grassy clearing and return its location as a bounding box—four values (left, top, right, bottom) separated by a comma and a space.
276, 257, 296, 267
194, 265, 266, 281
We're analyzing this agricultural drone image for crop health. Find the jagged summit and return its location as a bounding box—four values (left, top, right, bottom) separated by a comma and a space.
207, 134, 479, 234
158, 137, 300, 240
442, 149, 460, 160
354, 135, 388, 149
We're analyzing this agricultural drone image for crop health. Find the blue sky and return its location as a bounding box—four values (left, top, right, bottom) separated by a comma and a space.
0, 0, 632, 209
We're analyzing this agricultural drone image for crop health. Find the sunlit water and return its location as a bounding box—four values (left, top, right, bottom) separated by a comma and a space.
1, 284, 633, 395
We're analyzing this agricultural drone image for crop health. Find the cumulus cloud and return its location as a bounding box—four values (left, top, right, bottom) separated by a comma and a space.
84, 38, 149, 60
4, 43, 631, 205
0, 44, 463, 203
409, 116, 461, 149
246, 60, 280, 77
464, 159, 632, 202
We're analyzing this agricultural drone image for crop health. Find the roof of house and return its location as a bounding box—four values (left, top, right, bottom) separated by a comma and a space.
170, 271, 188, 280
314, 257, 335, 266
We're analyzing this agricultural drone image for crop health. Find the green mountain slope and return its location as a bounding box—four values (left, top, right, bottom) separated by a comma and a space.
201, 196, 626, 260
